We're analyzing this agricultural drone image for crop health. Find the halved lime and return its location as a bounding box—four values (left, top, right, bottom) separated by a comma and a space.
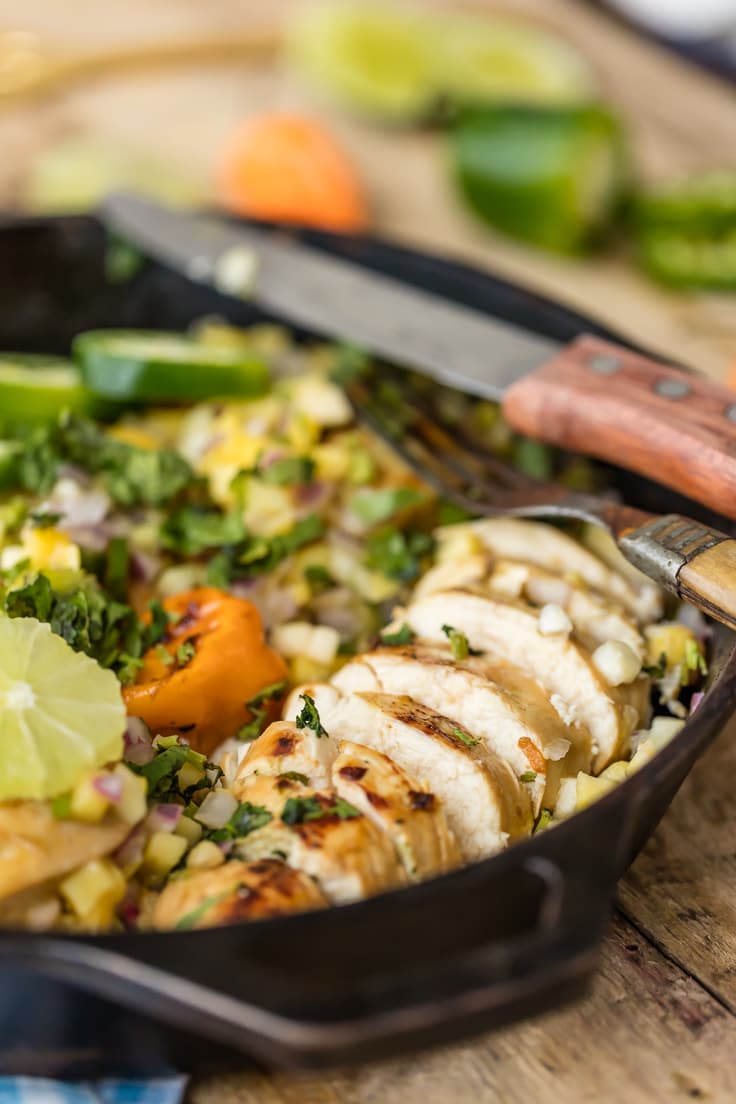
288, 2, 436, 122
0, 354, 101, 425
73, 330, 270, 403
288, 3, 594, 122
452, 105, 627, 254
0, 617, 125, 801
431, 14, 594, 107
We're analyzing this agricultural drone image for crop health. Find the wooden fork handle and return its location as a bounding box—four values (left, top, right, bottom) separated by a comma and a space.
502, 335, 736, 520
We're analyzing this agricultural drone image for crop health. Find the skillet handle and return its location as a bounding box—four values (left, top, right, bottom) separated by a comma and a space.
502, 334, 736, 520
0, 854, 614, 1068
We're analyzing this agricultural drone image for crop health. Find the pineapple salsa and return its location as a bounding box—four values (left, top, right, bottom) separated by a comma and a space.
0, 322, 707, 932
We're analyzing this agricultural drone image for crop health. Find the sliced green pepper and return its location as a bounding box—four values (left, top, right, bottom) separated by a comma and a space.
73, 330, 270, 403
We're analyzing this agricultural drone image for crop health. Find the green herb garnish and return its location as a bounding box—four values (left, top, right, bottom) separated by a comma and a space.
534, 808, 553, 833
450, 726, 479, 748
365, 525, 434, 582
176, 640, 196, 666
260, 455, 315, 486
206, 801, 273, 843
379, 623, 415, 646
281, 795, 326, 825
683, 638, 708, 683
295, 693, 329, 738
642, 652, 667, 679
442, 624, 481, 661
349, 486, 425, 526
28, 510, 64, 529
155, 643, 174, 666
279, 771, 310, 785
519, 771, 537, 783
237, 680, 288, 742
175, 887, 236, 931
304, 564, 334, 591
160, 507, 246, 556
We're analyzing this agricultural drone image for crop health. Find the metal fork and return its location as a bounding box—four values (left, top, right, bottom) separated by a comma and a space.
345, 364, 736, 631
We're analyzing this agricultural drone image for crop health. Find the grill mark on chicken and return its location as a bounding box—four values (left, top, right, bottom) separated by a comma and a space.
339, 765, 367, 781
364, 789, 390, 810
273, 735, 296, 756
409, 790, 436, 811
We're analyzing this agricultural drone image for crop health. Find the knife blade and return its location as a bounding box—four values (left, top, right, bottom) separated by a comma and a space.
101, 192, 559, 401
100, 192, 736, 520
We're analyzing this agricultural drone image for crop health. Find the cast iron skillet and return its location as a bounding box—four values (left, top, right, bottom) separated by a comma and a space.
0, 214, 733, 1077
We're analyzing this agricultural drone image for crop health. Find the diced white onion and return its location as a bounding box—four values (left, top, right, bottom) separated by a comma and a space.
592, 641, 642, 686
538, 603, 573, 637
195, 789, 238, 829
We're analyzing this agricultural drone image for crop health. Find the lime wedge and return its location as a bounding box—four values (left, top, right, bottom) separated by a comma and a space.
288, 2, 436, 122
0, 617, 125, 801
431, 14, 594, 107
452, 105, 627, 254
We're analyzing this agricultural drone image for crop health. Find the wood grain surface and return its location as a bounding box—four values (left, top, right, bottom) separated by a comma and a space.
0, 0, 734, 1098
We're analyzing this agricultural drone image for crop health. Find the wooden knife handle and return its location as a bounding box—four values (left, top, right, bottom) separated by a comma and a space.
502, 335, 736, 520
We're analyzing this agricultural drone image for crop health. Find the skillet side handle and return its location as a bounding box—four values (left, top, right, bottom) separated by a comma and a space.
501, 334, 736, 520
0, 858, 614, 1068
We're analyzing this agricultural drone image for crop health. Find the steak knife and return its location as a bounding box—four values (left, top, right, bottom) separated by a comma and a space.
102, 192, 736, 521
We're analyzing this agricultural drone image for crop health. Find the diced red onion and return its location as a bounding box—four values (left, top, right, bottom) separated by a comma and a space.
690, 691, 705, 714
130, 549, 162, 583
92, 773, 123, 803
218, 840, 234, 856
123, 717, 155, 765
296, 480, 330, 510
146, 803, 183, 833
258, 448, 286, 469
196, 789, 238, 829
113, 825, 146, 869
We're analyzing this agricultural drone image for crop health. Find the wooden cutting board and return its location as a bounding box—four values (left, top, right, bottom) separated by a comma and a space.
0, 0, 735, 379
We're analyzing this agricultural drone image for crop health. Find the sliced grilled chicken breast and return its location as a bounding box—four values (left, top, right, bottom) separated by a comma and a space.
152, 859, 327, 930
413, 553, 490, 600
325, 692, 532, 860
235, 776, 407, 904
236, 720, 336, 791
402, 591, 649, 770
486, 560, 645, 658
438, 518, 662, 624
332, 739, 461, 880
0, 802, 130, 902
333, 645, 580, 811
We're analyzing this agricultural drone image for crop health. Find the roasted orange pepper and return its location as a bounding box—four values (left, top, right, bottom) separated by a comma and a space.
123, 587, 288, 756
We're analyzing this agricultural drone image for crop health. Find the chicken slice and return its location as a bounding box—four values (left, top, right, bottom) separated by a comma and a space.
236, 720, 336, 791
437, 518, 662, 624
486, 559, 645, 658
402, 590, 649, 771
325, 692, 532, 861
152, 859, 327, 930
0, 802, 130, 903
235, 776, 407, 904
332, 739, 461, 881
332, 645, 584, 810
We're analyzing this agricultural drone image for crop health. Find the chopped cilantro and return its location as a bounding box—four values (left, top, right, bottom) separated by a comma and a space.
131, 742, 218, 803
237, 680, 287, 742
260, 456, 315, 485
450, 726, 479, 748
12, 413, 193, 507
365, 525, 434, 582
206, 801, 273, 843
175, 887, 236, 931
160, 507, 246, 556
50, 792, 72, 819
28, 510, 64, 529
380, 623, 415, 647
207, 514, 325, 585
281, 795, 326, 825
155, 643, 174, 666
512, 438, 554, 481
534, 808, 553, 833
104, 537, 129, 602
438, 500, 472, 525
349, 486, 426, 526
519, 771, 537, 783
642, 652, 667, 679
4, 573, 170, 684
304, 564, 334, 591
331, 796, 361, 820
442, 624, 481, 661
295, 693, 328, 738
279, 771, 310, 785
176, 640, 196, 666
683, 638, 708, 683
329, 343, 370, 385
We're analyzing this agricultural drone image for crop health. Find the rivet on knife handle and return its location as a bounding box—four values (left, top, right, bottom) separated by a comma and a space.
502, 334, 736, 520
619, 515, 736, 631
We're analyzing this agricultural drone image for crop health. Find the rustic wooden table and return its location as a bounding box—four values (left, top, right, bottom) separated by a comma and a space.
0, 1, 735, 1099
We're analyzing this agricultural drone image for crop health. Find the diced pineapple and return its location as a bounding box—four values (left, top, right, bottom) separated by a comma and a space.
644, 622, 698, 670
175, 815, 204, 846
290, 374, 352, 428
112, 764, 148, 826
313, 442, 351, 482
575, 771, 618, 811
69, 773, 110, 824
107, 425, 159, 450
599, 760, 629, 784
142, 832, 189, 878
177, 761, 205, 791
242, 479, 296, 538
629, 717, 685, 773
59, 858, 126, 925
435, 527, 485, 564
187, 840, 226, 870
289, 654, 331, 685
23, 526, 80, 572
271, 621, 340, 665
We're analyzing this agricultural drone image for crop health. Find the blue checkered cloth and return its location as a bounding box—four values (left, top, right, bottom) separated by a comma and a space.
0, 1079, 187, 1104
